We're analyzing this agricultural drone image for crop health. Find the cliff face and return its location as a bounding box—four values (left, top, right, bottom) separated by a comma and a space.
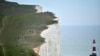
0, 0, 60, 56
39, 18, 60, 56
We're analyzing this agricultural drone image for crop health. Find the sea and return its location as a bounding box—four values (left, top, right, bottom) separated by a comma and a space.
60, 25, 100, 56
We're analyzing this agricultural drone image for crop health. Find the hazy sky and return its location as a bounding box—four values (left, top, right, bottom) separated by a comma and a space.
6, 0, 100, 26
6, 0, 100, 56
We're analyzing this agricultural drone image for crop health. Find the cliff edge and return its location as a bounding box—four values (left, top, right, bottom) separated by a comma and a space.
0, 0, 60, 56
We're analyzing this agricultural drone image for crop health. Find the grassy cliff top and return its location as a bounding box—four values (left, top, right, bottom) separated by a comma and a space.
0, 1, 58, 56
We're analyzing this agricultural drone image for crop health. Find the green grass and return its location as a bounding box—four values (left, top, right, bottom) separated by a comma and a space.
0, 13, 4, 22
0, 45, 4, 56
0, 13, 4, 29
0, 2, 58, 56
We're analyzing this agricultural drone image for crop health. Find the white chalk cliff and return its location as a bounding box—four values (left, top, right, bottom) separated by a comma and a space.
39, 18, 60, 56
35, 5, 60, 56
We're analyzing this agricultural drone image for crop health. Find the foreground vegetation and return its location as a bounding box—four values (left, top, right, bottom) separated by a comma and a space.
0, 0, 58, 56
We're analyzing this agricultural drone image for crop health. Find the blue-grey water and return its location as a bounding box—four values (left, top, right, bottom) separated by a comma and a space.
60, 25, 100, 56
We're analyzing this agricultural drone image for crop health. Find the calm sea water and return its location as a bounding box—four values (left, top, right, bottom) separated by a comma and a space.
60, 25, 100, 56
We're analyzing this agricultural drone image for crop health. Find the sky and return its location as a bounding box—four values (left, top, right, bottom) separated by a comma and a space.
6, 0, 100, 26
6, 0, 100, 56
